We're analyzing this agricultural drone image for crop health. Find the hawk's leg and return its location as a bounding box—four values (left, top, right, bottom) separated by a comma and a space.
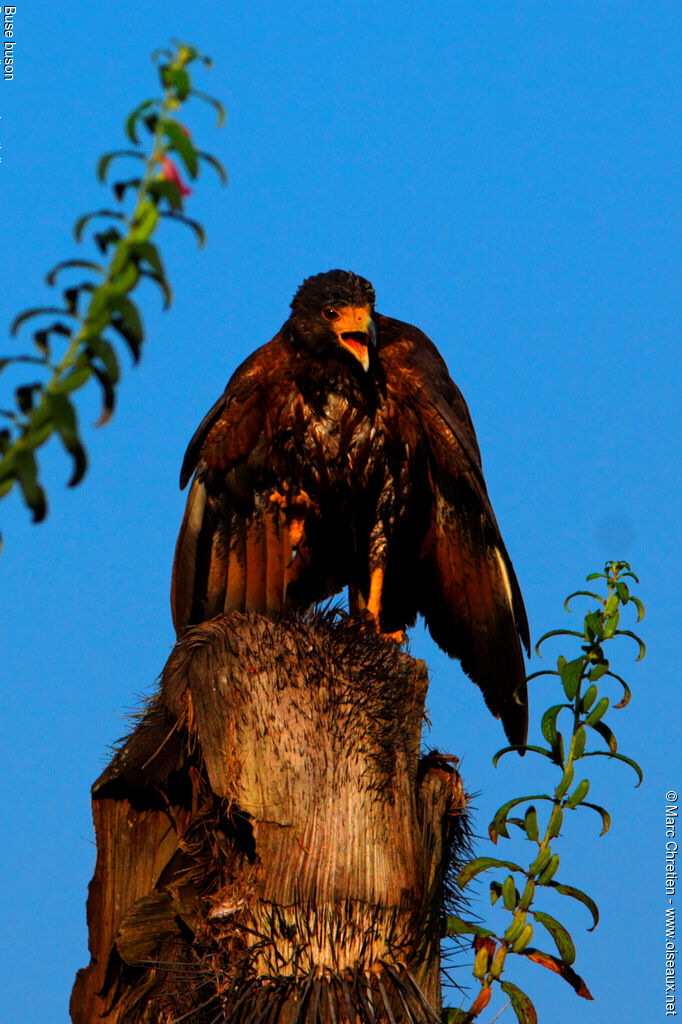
365, 518, 407, 644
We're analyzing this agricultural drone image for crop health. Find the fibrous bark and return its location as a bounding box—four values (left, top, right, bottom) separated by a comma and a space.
71, 612, 468, 1024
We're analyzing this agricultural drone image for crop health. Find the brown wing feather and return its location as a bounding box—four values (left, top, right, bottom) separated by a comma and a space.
171, 331, 304, 635
170, 476, 207, 632
377, 315, 529, 745
420, 485, 528, 745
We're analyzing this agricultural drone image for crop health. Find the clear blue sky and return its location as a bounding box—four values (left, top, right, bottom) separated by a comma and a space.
1, 3, 679, 1022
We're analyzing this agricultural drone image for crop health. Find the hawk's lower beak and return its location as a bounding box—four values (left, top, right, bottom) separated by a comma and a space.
335, 308, 376, 372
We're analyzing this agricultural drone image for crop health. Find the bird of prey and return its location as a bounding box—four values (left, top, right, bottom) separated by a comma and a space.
171, 270, 530, 744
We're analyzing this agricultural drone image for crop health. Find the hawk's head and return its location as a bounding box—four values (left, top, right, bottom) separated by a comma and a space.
290, 270, 377, 372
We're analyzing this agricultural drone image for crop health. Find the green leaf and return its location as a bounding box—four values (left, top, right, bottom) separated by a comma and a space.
630, 595, 645, 622
490, 881, 503, 905
493, 745, 558, 767
500, 981, 538, 1024
545, 881, 599, 930
138, 269, 173, 310
512, 922, 534, 952
541, 704, 566, 746
537, 853, 560, 884
443, 917, 496, 939
535, 629, 585, 656
584, 696, 610, 727
162, 66, 191, 99
525, 669, 560, 683
519, 878, 535, 910
112, 178, 143, 202
196, 149, 228, 184
11, 307, 72, 336
560, 657, 585, 699
584, 610, 604, 640
528, 847, 551, 876
490, 794, 554, 842
52, 366, 92, 395
45, 259, 104, 287
21, 420, 55, 451
502, 875, 517, 910
125, 98, 156, 143
142, 113, 159, 135
604, 591, 620, 616
580, 684, 598, 711
564, 589, 603, 611
615, 580, 630, 602
581, 750, 643, 786
108, 295, 144, 361
522, 949, 593, 999
546, 805, 563, 839
147, 178, 184, 211
571, 726, 586, 758
91, 366, 116, 427
590, 720, 617, 752
606, 670, 632, 708
504, 911, 527, 943
190, 87, 227, 126
13, 449, 47, 521
162, 210, 206, 247
456, 856, 524, 889
162, 119, 198, 178
564, 778, 590, 809
97, 149, 145, 183
86, 336, 120, 424
587, 662, 608, 682
62, 283, 94, 314
581, 801, 611, 836
15, 383, 42, 413
603, 609, 620, 638
94, 227, 123, 254
85, 336, 120, 384
554, 764, 574, 800
151, 46, 174, 64
46, 392, 87, 486
73, 209, 125, 242
524, 806, 539, 842
128, 240, 166, 279
613, 629, 646, 661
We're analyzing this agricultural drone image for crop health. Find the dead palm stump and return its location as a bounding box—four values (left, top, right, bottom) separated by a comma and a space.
71, 612, 468, 1024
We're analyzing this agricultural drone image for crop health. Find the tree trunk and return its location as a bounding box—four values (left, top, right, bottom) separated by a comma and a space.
70, 612, 468, 1023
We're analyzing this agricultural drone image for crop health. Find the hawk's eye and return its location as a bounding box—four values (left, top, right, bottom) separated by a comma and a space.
322, 307, 339, 321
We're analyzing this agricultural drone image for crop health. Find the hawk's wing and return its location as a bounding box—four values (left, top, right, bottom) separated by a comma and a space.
378, 315, 530, 746
171, 333, 304, 635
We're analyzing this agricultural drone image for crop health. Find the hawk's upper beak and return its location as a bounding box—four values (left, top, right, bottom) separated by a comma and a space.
333, 306, 376, 372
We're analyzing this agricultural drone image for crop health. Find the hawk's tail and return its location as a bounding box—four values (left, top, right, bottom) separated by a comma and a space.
171, 479, 302, 637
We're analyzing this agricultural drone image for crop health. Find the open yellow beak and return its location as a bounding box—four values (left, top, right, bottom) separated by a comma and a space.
332, 306, 376, 371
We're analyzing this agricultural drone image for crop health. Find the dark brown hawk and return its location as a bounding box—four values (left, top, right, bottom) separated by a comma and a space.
171, 270, 530, 744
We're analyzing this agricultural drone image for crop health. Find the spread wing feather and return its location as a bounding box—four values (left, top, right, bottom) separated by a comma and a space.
171, 334, 303, 635
378, 317, 530, 745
